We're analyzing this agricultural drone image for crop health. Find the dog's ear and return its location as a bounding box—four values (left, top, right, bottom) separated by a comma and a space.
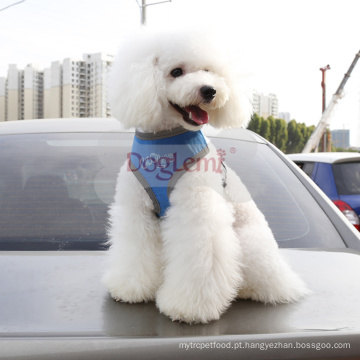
209, 79, 253, 129
107, 51, 166, 130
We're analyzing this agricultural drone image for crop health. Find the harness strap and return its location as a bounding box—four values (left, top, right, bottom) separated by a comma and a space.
221, 162, 227, 188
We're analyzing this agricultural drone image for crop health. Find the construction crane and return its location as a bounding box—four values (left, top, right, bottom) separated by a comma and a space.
302, 50, 360, 153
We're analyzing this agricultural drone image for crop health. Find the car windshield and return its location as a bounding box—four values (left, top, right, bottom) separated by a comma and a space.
0, 131, 344, 250
333, 162, 360, 195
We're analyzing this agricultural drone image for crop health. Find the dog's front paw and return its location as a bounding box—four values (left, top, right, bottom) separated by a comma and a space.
156, 289, 224, 324
103, 271, 157, 304
108, 285, 156, 304
109, 291, 152, 304
158, 303, 221, 324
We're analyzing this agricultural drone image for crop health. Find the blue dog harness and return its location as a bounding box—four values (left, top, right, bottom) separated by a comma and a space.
129, 127, 209, 217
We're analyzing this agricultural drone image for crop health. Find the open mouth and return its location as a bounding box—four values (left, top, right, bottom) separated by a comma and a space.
170, 102, 209, 127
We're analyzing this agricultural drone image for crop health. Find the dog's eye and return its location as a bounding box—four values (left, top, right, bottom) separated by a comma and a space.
170, 68, 183, 78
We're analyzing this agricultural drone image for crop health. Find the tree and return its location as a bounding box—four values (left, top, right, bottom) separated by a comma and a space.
274, 118, 288, 152
267, 116, 276, 144
259, 118, 270, 139
247, 115, 316, 153
287, 120, 304, 153
247, 113, 262, 134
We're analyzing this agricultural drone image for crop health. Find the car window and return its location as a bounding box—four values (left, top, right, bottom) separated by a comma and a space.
291, 161, 315, 178
333, 162, 360, 195
302, 162, 315, 177
0, 132, 344, 250
210, 137, 344, 249
0, 133, 129, 250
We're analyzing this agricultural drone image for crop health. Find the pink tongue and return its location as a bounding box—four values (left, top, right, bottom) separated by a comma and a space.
185, 106, 209, 124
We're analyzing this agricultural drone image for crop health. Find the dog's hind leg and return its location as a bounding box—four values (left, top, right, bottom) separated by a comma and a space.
102, 166, 162, 303
156, 184, 243, 324
233, 201, 310, 304
223, 166, 309, 304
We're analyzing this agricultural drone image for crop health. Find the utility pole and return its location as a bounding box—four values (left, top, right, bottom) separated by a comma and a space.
320, 65, 331, 152
136, 0, 172, 25
320, 65, 330, 113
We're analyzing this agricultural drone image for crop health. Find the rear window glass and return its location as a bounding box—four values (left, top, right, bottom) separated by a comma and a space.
0, 131, 344, 250
0, 133, 129, 250
210, 137, 344, 249
333, 162, 360, 195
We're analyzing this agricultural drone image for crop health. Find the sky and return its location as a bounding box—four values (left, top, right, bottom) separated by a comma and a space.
1, 0, 360, 145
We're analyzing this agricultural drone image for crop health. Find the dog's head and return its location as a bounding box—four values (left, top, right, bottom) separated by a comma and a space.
107, 28, 253, 132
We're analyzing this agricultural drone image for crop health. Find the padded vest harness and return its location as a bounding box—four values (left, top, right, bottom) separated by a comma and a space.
129, 127, 210, 217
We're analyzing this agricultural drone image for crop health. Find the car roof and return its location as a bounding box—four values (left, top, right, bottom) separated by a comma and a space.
0, 118, 265, 143
0, 118, 125, 134
288, 152, 360, 164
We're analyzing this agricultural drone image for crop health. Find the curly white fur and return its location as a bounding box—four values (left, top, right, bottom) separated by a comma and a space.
103, 27, 309, 324
107, 28, 252, 132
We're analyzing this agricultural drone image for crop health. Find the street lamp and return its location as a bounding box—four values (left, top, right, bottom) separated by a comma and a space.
136, 0, 172, 25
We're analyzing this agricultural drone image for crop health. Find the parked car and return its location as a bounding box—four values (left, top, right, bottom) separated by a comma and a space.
288, 152, 360, 231
1, 119, 360, 360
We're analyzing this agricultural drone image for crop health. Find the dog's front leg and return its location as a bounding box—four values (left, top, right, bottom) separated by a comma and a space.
156, 185, 243, 324
103, 167, 162, 303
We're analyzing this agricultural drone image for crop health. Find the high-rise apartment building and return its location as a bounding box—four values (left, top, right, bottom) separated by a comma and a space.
7, 64, 22, 121
278, 112, 291, 122
0, 64, 44, 121
0, 77, 6, 122
24, 64, 44, 120
43, 61, 62, 119
331, 129, 350, 149
0, 53, 113, 121
253, 92, 279, 118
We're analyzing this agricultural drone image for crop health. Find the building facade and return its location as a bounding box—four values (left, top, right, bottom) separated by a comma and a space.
278, 112, 291, 122
253, 92, 279, 119
24, 64, 44, 120
0, 53, 113, 122
331, 129, 350, 149
0, 64, 44, 121
0, 77, 6, 122
43, 61, 62, 119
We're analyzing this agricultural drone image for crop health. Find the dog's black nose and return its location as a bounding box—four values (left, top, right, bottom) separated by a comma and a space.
200, 86, 216, 102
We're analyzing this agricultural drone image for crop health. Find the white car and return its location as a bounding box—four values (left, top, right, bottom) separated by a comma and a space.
1, 119, 360, 359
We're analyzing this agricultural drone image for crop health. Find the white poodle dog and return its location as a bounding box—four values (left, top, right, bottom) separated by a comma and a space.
103, 28, 308, 324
